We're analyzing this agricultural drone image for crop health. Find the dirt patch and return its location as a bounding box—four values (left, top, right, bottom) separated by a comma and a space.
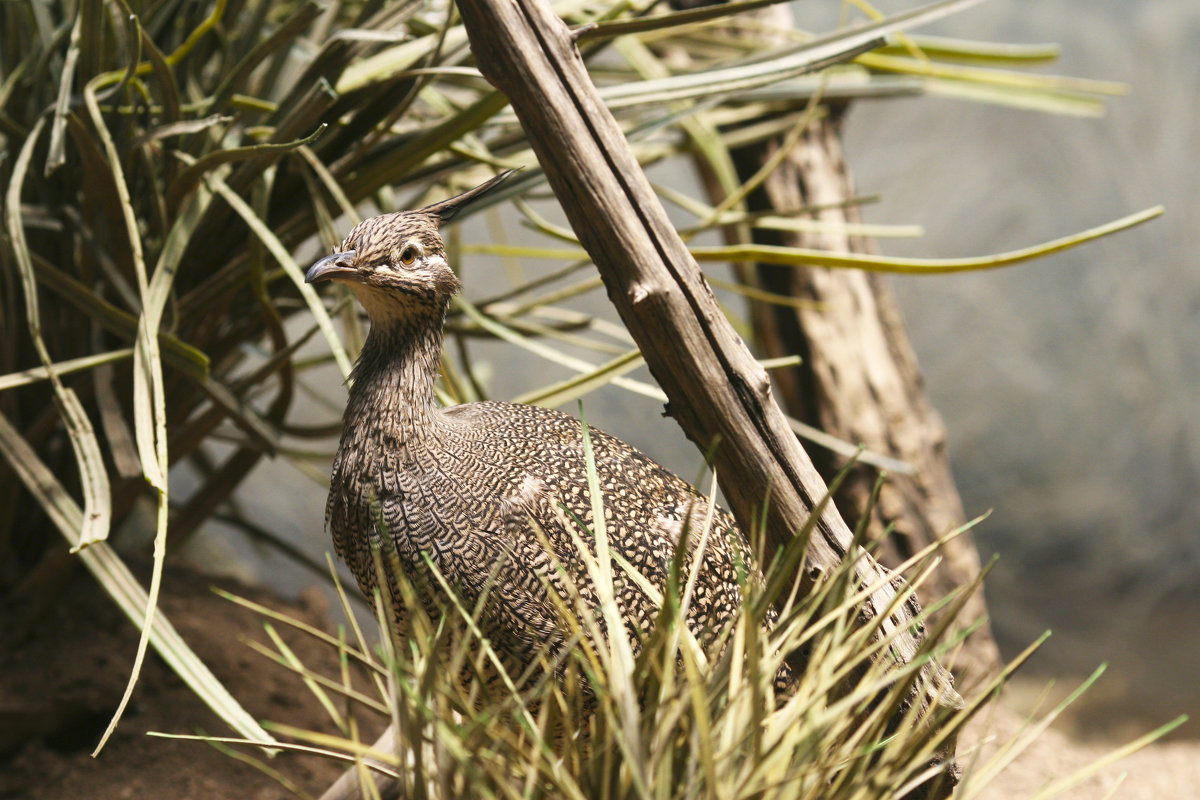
0, 564, 384, 800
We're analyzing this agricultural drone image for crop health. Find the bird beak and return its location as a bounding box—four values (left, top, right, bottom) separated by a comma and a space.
305, 251, 358, 284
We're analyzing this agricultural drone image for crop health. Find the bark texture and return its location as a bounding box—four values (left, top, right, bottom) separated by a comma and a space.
322, 3, 972, 797
661, 0, 1000, 687
730, 113, 1002, 684
453, 2, 962, 792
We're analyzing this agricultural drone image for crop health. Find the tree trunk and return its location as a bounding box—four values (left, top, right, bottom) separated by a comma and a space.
663, 0, 1001, 688
728, 111, 1002, 684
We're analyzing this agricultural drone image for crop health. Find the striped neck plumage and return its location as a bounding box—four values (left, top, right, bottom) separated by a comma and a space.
346, 303, 448, 440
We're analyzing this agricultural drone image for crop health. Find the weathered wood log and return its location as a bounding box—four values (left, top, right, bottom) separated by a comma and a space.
665, 0, 999, 689
456, 0, 961, 763
323, 6, 966, 798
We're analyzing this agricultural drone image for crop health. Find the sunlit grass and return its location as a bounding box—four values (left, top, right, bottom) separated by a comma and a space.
156, 465, 1185, 798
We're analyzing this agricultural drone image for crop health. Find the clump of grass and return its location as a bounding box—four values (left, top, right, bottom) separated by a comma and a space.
162, 453, 1003, 799
164, 453, 1185, 799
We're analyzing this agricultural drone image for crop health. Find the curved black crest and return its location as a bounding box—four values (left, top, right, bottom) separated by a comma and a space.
420, 169, 519, 226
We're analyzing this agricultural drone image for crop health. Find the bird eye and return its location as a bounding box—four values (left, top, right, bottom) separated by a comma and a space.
399, 246, 417, 266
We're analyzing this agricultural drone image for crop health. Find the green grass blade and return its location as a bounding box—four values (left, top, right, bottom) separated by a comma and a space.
510, 349, 645, 407
691, 206, 1163, 274
784, 416, 914, 475
576, 407, 649, 796
81, 74, 159, 485
595, 0, 990, 108
262, 623, 347, 731
166, 123, 328, 211
0, 349, 135, 391
576, 0, 797, 41
26, 254, 209, 380
877, 35, 1062, 65
923, 78, 1108, 117
858, 51, 1126, 97
198, 167, 354, 380
1026, 715, 1189, 800
455, 296, 666, 402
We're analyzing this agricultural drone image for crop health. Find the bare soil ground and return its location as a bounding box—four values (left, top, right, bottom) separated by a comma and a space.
1, 567, 1194, 799
0, 565, 385, 800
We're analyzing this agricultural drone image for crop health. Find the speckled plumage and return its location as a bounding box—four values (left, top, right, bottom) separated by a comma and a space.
308, 174, 767, 693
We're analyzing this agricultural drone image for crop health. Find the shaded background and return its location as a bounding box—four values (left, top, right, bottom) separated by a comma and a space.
177, 0, 1198, 741
841, 0, 1200, 739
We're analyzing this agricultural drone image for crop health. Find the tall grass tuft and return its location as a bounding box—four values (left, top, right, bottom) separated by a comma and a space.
160, 453, 1164, 800
161, 445, 1185, 798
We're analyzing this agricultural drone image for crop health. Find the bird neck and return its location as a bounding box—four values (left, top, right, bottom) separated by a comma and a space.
346, 311, 446, 439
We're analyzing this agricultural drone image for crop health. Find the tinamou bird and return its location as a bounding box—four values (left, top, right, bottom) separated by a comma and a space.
306, 171, 780, 700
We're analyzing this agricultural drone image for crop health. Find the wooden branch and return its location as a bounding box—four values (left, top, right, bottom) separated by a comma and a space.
455, 0, 960, 717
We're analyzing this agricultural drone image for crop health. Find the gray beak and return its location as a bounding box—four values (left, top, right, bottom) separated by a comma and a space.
305, 251, 357, 284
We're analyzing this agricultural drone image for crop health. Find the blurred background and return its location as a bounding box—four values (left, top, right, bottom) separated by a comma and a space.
842, 0, 1200, 739
173, 0, 1198, 740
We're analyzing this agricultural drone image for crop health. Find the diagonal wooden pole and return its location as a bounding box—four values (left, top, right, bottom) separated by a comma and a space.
455, 0, 962, 761
320, 5, 968, 798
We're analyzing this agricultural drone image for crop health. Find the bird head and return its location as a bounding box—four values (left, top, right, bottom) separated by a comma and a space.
305, 171, 515, 324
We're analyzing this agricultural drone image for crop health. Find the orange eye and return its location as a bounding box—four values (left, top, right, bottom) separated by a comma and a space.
399, 246, 417, 266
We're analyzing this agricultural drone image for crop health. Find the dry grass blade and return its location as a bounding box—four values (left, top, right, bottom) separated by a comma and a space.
213, 587, 387, 679
45, 13, 83, 175
148, 732, 392, 772
0, 411, 274, 747
241, 634, 390, 717
6, 116, 112, 552
201, 738, 320, 800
